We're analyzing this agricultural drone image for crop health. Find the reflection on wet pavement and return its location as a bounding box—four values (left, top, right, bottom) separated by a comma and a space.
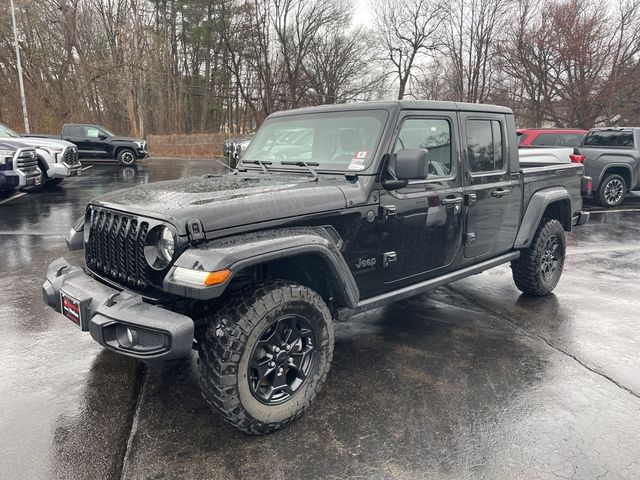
0, 158, 639, 479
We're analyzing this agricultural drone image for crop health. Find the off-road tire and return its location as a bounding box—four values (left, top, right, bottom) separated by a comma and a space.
117, 148, 137, 166
197, 280, 334, 435
597, 173, 626, 208
511, 218, 566, 296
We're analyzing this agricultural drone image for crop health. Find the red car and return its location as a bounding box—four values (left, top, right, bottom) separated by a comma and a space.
517, 128, 588, 147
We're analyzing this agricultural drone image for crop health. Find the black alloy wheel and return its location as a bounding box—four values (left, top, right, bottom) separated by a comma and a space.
540, 235, 561, 281
248, 315, 317, 405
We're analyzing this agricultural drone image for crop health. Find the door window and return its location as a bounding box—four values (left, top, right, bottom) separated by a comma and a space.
466, 119, 504, 173
86, 127, 101, 138
392, 118, 452, 178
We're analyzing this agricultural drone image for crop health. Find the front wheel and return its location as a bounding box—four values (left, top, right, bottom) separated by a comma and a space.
597, 174, 627, 208
197, 280, 334, 434
117, 149, 137, 166
511, 218, 566, 296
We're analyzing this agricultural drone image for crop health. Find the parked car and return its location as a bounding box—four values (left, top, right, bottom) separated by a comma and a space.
517, 128, 588, 147
27, 124, 147, 166
518, 146, 585, 166
222, 133, 253, 167
43, 100, 591, 435
0, 122, 80, 189
580, 127, 640, 207
0, 140, 41, 191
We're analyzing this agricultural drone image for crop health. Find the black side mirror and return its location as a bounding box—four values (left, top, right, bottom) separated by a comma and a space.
396, 148, 429, 180
98, 134, 108, 140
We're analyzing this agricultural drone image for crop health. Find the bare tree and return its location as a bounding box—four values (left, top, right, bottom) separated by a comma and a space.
498, 0, 561, 127
372, 0, 443, 99
441, 0, 512, 103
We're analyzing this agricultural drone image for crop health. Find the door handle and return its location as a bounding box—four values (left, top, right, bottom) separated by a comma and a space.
491, 188, 511, 198
441, 196, 463, 206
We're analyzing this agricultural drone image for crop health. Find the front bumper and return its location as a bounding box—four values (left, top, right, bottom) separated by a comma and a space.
49, 162, 82, 179
136, 149, 148, 159
572, 211, 590, 226
42, 258, 194, 366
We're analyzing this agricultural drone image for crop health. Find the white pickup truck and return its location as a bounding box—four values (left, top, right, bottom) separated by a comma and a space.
518, 146, 584, 166
0, 122, 81, 190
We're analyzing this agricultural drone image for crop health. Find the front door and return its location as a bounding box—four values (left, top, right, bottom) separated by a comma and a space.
84, 126, 110, 158
380, 113, 464, 283
461, 114, 521, 259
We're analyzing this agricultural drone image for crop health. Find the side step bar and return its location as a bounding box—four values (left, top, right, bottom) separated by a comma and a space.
337, 251, 520, 320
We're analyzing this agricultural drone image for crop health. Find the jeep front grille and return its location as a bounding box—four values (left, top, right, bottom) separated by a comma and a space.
15, 149, 38, 175
64, 147, 79, 165
86, 207, 149, 289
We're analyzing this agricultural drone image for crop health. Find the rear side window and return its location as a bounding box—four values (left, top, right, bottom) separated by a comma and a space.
532, 133, 558, 146
66, 125, 84, 136
558, 133, 584, 147
466, 119, 504, 173
583, 131, 635, 148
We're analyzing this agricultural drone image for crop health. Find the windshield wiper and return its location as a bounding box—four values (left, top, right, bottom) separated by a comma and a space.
281, 161, 319, 180
242, 160, 272, 174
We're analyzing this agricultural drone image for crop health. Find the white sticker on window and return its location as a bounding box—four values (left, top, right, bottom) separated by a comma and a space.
355, 150, 368, 159
347, 158, 366, 170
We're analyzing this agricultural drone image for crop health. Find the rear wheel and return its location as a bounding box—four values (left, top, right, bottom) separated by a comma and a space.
197, 280, 334, 434
117, 148, 136, 166
597, 174, 626, 208
511, 218, 566, 296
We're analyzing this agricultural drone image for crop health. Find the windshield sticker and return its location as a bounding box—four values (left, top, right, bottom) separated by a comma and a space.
348, 158, 366, 170
355, 151, 368, 159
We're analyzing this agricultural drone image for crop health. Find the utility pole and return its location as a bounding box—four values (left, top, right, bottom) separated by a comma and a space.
10, 0, 30, 133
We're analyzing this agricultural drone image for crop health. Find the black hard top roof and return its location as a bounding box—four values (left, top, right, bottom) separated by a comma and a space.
269, 100, 513, 118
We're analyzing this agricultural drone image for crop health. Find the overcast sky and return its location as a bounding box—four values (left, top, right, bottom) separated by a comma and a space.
353, 0, 374, 26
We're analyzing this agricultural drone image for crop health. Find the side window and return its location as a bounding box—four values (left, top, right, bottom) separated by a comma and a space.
86, 127, 100, 138
532, 133, 558, 146
66, 125, 84, 137
466, 119, 504, 173
558, 134, 583, 147
393, 118, 452, 178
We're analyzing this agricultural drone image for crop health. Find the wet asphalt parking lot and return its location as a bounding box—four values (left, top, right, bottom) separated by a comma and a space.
1, 157, 640, 480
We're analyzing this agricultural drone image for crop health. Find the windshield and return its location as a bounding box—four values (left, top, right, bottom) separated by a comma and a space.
0, 123, 20, 138
241, 110, 389, 171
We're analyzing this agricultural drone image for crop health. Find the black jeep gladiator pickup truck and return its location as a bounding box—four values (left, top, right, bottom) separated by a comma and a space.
43, 101, 591, 434
27, 123, 147, 166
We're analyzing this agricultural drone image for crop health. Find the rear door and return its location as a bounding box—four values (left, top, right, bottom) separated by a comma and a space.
380, 112, 464, 283
461, 114, 521, 259
63, 125, 93, 156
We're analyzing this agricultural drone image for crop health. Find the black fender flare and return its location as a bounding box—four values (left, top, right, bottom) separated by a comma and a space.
514, 187, 571, 249
163, 226, 360, 307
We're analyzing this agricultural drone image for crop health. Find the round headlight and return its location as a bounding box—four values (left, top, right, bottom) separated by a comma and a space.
157, 226, 175, 262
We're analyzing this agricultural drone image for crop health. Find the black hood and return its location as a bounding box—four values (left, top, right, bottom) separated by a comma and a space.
91, 173, 351, 235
